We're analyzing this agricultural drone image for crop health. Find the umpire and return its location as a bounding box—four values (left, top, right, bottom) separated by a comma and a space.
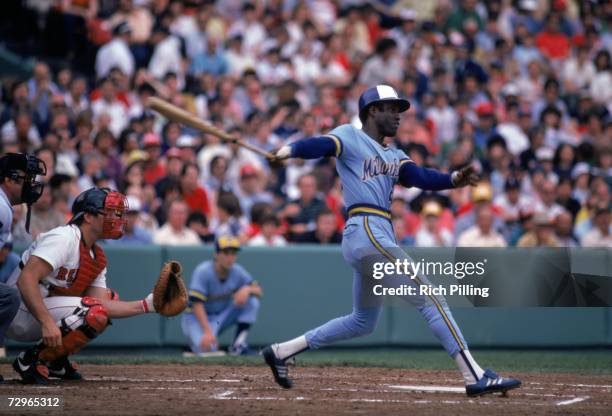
0, 153, 46, 382
181, 236, 262, 355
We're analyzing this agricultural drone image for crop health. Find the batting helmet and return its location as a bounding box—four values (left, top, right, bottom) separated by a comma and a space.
358, 85, 411, 122
69, 187, 128, 239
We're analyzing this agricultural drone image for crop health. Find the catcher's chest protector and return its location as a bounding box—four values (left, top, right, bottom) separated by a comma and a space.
50, 241, 107, 296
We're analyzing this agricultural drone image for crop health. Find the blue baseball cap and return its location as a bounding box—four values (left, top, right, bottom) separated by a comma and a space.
358, 85, 410, 121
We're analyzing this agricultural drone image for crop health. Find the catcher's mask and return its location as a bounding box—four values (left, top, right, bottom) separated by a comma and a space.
0, 153, 47, 232
69, 187, 128, 239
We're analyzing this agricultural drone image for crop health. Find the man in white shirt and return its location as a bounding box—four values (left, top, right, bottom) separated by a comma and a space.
248, 215, 287, 247
415, 201, 453, 247
457, 206, 508, 247
91, 78, 128, 137
95, 22, 135, 80
148, 25, 185, 90
153, 199, 201, 246
534, 179, 565, 220
581, 206, 612, 247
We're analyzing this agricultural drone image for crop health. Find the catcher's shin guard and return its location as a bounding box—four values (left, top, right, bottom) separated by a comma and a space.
38, 297, 109, 362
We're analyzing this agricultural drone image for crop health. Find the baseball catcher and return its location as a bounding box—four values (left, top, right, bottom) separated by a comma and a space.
5, 187, 187, 384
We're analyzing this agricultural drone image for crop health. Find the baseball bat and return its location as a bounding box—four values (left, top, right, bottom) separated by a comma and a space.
146, 96, 275, 159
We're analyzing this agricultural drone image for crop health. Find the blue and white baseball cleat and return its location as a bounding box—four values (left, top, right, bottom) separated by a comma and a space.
465, 369, 521, 397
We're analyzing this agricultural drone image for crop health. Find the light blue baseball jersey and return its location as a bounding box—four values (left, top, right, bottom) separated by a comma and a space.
0, 188, 13, 246
323, 124, 411, 211
188, 260, 253, 315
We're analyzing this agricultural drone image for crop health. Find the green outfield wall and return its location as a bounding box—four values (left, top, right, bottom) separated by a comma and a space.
6, 246, 612, 348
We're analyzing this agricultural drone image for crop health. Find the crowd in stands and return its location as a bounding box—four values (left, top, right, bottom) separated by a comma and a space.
1, 0, 610, 248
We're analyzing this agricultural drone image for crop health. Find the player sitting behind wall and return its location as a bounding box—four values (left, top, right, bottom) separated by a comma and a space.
181, 236, 262, 355
6, 187, 173, 384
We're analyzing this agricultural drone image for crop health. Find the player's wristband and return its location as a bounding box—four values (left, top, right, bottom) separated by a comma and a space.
141, 293, 155, 313
451, 171, 460, 187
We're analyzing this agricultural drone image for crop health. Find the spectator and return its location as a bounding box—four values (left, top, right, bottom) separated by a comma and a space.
107, 0, 153, 67
212, 192, 247, 239
176, 135, 199, 164
141, 133, 166, 185
454, 182, 505, 240
248, 215, 287, 247
590, 49, 612, 106
205, 154, 232, 194
554, 210, 580, 247
95, 21, 135, 80
225, 34, 255, 77
180, 163, 211, 217
1, 111, 41, 154
279, 173, 327, 236
91, 77, 129, 138
581, 204, 612, 247
28, 183, 65, 240
187, 211, 216, 244
155, 147, 183, 198
446, 0, 483, 33
148, 25, 185, 90
426, 90, 459, 147
234, 164, 273, 218
0, 0, 608, 251
495, 177, 533, 223
534, 179, 565, 220
571, 163, 591, 205
294, 209, 342, 244
517, 212, 560, 247
415, 201, 453, 247
393, 215, 415, 246
27, 61, 59, 128
106, 195, 152, 245
181, 235, 262, 355
561, 45, 595, 92
556, 177, 581, 220
190, 34, 228, 77
535, 14, 571, 62
153, 199, 201, 245
457, 206, 507, 247
358, 37, 403, 86
227, 2, 266, 58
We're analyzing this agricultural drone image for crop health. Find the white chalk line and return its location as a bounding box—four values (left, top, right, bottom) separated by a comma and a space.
530, 381, 612, 389
556, 396, 590, 406
212, 390, 235, 399
387, 385, 465, 393
82, 376, 242, 383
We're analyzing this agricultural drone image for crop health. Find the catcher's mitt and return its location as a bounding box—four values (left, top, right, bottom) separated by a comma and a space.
153, 260, 188, 316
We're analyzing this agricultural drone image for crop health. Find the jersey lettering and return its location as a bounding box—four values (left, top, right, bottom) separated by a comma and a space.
362, 156, 401, 181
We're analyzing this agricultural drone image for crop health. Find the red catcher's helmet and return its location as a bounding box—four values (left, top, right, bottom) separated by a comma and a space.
69, 187, 128, 239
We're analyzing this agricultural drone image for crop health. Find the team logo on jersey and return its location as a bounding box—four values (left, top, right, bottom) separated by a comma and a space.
362, 156, 400, 181
55, 267, 78, 285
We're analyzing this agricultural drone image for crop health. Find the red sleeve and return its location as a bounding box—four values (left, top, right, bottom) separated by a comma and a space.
200, 187, 211, 216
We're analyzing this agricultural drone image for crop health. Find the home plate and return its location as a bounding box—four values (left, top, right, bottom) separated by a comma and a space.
387, 385, 465, 394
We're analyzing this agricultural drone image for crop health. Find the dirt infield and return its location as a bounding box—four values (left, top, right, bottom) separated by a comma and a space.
1, 364, 611, 415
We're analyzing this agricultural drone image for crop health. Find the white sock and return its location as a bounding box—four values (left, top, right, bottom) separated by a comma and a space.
454, 350, 485, 384
273, 335, 308, 360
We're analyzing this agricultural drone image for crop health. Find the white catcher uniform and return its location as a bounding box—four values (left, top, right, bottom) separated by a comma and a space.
6, 224, 108, 342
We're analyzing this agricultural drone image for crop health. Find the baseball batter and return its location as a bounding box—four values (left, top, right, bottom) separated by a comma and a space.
263, 85, 521, 396
6, 187, 170, 384
0, 153, 46, 383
